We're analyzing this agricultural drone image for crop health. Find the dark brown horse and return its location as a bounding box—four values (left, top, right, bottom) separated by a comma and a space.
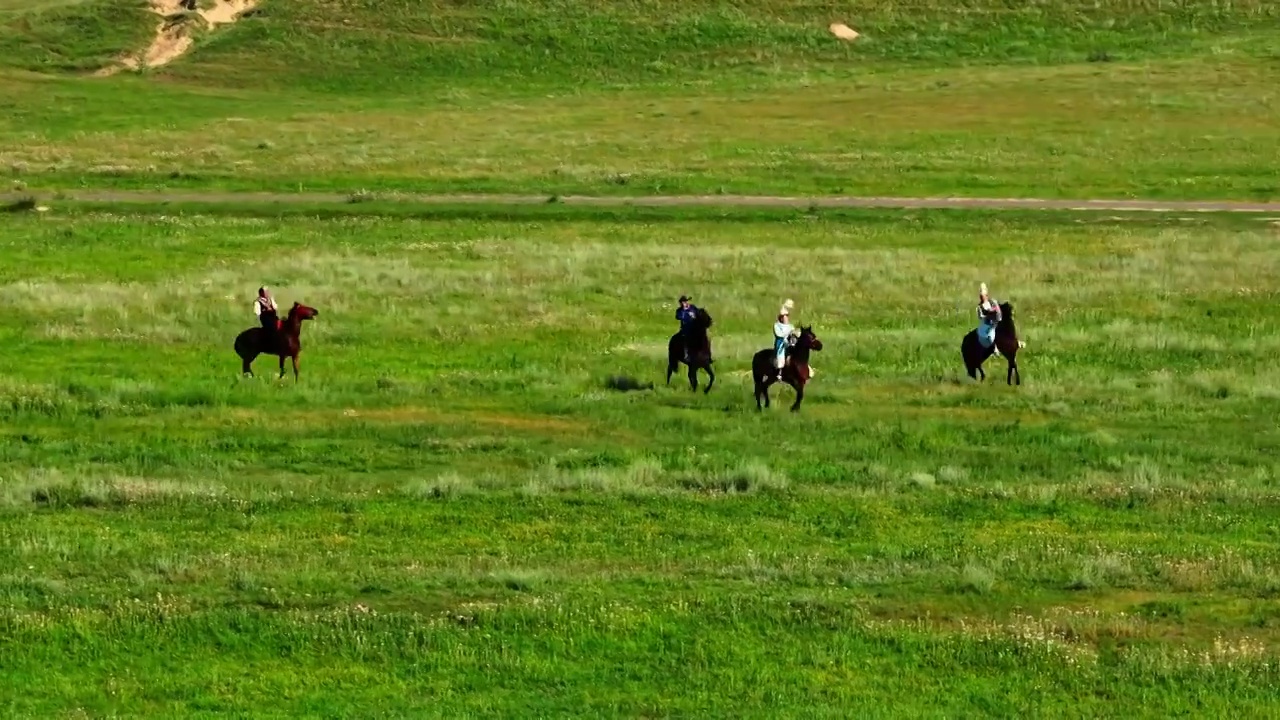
752, 326, 823, 412
667, 307, 715, 393
235, 302, 319, 380
961, 301, 1024, 385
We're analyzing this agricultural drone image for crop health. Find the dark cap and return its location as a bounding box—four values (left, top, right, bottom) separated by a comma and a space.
679, 295, 691, 302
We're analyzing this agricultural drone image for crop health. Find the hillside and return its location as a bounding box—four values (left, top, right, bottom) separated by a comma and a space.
3, 0, 1276, 87
0, 0, 152, 73
2, 1, 1278, 198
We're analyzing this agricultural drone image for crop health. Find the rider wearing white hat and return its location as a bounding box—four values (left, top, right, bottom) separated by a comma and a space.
976, 282, 1002, 356
773, 299, 796, 380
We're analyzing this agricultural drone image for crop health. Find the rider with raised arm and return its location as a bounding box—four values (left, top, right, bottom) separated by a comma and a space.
773, 299, 796, 381
976, 282, 1002, 357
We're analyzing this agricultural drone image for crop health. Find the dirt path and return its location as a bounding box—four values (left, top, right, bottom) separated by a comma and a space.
10, 190, 1280, 213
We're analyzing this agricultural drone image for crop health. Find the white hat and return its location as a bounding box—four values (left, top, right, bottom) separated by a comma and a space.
779, 298, 794, 316
979, 283, 988, 295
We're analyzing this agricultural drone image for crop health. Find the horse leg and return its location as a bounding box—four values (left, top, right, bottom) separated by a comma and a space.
1006, 351, 1019, 386
755, 377, 770, 410
278, 354, 286, 379
790, 381, 805, 412
703, 363, 715, 394
688, 364, 698, 392
241, 352, 257, 377
666, 357, 677, 386
292, 354, 300, 381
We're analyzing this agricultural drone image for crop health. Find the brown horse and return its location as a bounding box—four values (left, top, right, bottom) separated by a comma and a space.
752, 326, 823, 412
961, 301, 1024, 385
666, 307, 715, 393
235, 302, 319, 380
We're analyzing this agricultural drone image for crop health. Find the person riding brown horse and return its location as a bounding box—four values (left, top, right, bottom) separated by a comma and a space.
255, 286, 280, 334
235, 301, 319, 380
752, 325, 822, 412
961, 300, 1024, 385
667, 306, 715, 393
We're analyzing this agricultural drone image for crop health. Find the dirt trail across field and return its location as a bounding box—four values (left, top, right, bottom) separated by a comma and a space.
9, 191, 1280, 214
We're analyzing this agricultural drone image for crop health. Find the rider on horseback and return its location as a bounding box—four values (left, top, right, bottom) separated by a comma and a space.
977, 282, 1002, 357
675, 294, 699, 362
773, 299, 796, 381
255, 286, 280, 335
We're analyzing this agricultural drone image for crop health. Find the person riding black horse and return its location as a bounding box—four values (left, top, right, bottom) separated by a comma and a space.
674, 294, 700, 363
961, 282, 1027, 385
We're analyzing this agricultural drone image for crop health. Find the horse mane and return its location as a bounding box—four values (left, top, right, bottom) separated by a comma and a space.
997, 302, 1016, 335
698, 307, 713, 328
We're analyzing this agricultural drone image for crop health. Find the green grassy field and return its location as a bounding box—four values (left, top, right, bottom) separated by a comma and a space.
4, 0, 1280, 715
2, 204, 1280, 714
2, 0, 1279, 199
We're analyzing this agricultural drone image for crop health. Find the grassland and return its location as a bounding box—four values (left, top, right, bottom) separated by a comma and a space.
3, 204, 1280, 714
4, 0, 1280, 714
2, 0, 1279, 199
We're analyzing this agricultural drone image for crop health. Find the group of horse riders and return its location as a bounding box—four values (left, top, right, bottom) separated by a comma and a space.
673, 282, 1005, 378
253, 282, 1003, 368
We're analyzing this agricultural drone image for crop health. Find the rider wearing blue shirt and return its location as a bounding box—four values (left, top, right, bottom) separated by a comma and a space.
675, 295, 699, 360
676, 295, 699, 327
976, 282, 1002, 357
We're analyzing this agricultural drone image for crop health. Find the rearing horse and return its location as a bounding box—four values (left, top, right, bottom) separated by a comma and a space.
961, 301, 1024, 385
235, 301, 319, 380
752, 326, 823, 412
667, 307, 715, 393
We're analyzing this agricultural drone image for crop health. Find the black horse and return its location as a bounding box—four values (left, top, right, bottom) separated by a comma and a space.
667, 307, 715, 393
751, 326, 823, 412
961, 301, 1024, 385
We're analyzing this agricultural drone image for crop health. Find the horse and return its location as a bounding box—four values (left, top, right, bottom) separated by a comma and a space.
961, 301, 1025, 385
234, 302, 319, 380
751, 326, 823, 412
666, 307, 715, 393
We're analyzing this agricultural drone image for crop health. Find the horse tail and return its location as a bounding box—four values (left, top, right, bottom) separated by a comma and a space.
960, 330, 979, 365
751, 348, 773, 381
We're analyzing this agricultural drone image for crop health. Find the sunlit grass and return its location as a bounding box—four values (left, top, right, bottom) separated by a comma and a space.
2, 0, 1280, 710
2, 210, 1279, 719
